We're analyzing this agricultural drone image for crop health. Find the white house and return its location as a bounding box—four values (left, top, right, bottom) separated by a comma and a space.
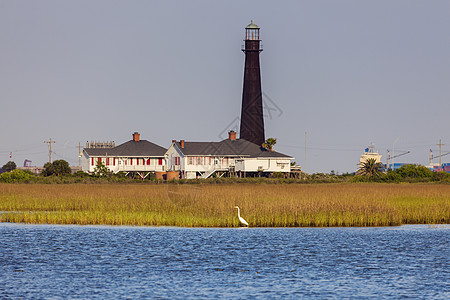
82, 132, 167, 179
165, 131, 293, 179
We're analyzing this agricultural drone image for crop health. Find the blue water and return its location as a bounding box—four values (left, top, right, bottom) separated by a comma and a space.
0, 224, 448, 299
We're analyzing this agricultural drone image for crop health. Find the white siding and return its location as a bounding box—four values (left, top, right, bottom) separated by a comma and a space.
166, 145, 183, 171
165, 143, 293, 178
82, 150, 166, 174
81, 152, 91, 173
185, 172, 196, 179
235, 158, 291, 172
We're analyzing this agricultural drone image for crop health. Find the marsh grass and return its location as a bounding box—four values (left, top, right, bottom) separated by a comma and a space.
0, 183, 448, 227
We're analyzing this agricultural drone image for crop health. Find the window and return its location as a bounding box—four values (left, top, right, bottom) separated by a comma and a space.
106, 157, 110, 166
188, 157, 193, 165
197, 157, 201, 165
147, 159, 150, 165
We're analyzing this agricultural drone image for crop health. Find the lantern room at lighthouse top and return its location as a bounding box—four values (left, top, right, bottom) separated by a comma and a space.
245, 20, 260, 40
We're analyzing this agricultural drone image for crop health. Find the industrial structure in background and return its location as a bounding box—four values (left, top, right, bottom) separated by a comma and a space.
386, 150, 410, 170
358, 140, 449, 173
359, 144, 382, 166
427, 139, 450, 172
17, 159, 43, 174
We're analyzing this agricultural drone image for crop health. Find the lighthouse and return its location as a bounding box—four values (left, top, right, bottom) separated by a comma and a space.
239, 20, 265, 146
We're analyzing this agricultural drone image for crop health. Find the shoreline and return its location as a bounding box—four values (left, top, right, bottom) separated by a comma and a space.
1, 222, 449, 229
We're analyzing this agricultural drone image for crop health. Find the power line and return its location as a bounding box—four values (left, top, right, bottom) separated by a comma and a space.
51, 151, 77, 164
280, 144, 362, 152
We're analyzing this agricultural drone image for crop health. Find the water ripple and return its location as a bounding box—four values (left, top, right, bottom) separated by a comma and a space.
0, 224, 448, 299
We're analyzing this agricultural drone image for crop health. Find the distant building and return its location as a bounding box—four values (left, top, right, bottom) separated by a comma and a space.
165, 131, 293, 179
17, 166, 44, 175
387, 163, 408, 171
426, 163, 450, 173
17, 159, 44, 174
359, 144, 382, 166
81, 132, 167, 179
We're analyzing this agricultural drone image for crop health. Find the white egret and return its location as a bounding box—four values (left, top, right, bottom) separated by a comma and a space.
234, 206, 249, 227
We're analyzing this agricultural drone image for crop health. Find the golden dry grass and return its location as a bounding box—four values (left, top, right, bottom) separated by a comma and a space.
0, 183, 449, 227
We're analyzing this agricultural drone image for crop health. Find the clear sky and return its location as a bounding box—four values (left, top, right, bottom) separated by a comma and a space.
1, 0, 449, 173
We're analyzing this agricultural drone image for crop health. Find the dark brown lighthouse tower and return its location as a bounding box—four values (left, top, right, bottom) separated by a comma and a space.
239, 20, 265, 146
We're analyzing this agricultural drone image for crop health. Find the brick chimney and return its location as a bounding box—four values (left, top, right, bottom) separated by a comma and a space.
132, 132, 140, 142
228, 130, 237, 141
172, 139, 176, 144
180, 140, 185, 148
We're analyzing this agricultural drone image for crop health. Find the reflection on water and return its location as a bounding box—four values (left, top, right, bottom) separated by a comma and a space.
0, 224, 448, 299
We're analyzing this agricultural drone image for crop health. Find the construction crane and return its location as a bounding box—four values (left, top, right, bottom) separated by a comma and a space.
386, 150, 411, 170
23, 159, 32, 167
429, 149, 450, 165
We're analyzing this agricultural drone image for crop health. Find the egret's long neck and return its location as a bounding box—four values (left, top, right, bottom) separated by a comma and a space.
236, 207, 241, 218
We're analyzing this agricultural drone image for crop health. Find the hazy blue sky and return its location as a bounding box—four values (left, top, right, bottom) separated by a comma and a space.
1, 1, 449, 173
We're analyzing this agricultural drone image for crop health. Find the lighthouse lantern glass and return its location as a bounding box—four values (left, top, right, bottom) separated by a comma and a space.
245, 28, 259, 40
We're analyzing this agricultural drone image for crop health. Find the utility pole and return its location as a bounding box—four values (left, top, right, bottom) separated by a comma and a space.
44, 138, 56, 163
437, 139, 445, 168
304, 131, 307, 173
386, 150, 390, 170
78, 142, 82, 167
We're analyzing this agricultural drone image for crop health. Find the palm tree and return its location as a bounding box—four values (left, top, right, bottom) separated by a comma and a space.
358, 158, 385, 177
262, 138, 277, 151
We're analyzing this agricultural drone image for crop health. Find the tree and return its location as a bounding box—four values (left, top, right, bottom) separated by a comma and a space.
42, 162, 55, 176
2, 161, 16, 172
42, 160, 71, 176
0, 169, 34, 183
357, 158, 384, 178
52, 160, 71, 176
262, 138, 277, 151
94, 160, 110, 177
396, 164, 433, 179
